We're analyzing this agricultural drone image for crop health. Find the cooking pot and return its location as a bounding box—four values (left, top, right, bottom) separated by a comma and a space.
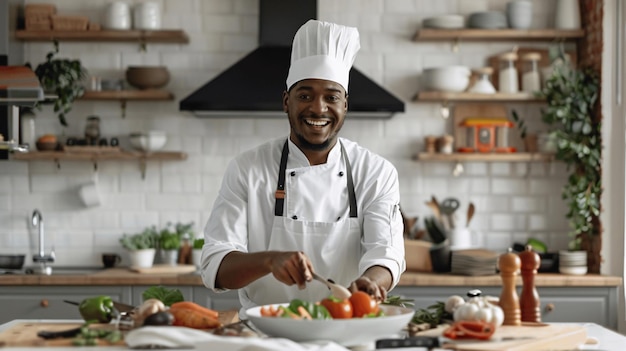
0, 254, 26, 270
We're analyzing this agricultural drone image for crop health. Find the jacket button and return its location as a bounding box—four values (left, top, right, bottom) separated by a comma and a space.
292, 215, 298, 220
338, 171, 344, 176
290, 171, 296, 176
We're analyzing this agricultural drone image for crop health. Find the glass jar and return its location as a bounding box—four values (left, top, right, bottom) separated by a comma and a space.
521, 52, 541, 93
85, 116, 101, 145
498, 52, 519, 93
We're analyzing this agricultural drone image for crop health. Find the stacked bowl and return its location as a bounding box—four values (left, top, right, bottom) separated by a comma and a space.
558, 250, 587, 275
506, 0, 533, 29
421, 66, 471, 92
468, 11, 508, 29
422, 15, 464, 29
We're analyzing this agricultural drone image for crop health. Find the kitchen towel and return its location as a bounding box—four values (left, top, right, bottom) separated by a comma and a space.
125, 326, 350, 350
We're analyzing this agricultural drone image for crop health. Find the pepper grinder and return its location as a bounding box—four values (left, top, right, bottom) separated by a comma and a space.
519, 244, 541, 322
498, 248, 521, 326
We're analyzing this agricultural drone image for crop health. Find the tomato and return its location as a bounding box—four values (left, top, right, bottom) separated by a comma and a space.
349, 291, 379, 318
320, 297, 353, 319
443, 320, 496, 340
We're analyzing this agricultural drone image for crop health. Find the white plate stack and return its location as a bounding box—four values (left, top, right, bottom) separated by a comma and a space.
422, 15, 465, 29
450, 249, 499, 276
558, 250, 587, 275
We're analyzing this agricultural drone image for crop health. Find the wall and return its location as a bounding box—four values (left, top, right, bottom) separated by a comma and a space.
0, 0, 606, 271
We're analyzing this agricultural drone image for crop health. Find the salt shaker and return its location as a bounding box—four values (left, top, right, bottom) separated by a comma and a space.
498, 248, 521, 326
519, 245, 541, 322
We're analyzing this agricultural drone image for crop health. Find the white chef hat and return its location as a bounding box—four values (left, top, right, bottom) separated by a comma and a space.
286, 19, 360, 92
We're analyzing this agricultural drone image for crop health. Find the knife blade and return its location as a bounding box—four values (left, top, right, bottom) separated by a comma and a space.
375, 336, 440, 349
63, 299, 135, 313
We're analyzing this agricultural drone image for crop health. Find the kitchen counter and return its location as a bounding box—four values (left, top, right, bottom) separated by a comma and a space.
0, 319, 625, 351
0, 268, 621, 287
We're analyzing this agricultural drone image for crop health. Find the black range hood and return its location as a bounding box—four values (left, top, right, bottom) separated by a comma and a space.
179, 0, 404, 119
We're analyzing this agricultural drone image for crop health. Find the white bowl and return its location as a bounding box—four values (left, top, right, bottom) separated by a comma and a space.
129, 130, 167, 152
246, 303, 414, 347
421, 66, 471, 92
559, 265, 587, 275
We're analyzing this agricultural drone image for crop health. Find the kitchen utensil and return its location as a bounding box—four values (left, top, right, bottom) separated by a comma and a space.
440, 197, 460, 229
376, 336, 440, 349
311, 272, 351, 300
0, 254, 26, 270
467, 202, 475, 227
245, 303, 414, 346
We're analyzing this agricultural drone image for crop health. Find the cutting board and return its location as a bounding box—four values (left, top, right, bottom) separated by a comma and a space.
129, 264, 197, 274
417, 323, 588, 351
0, 311, 239, 347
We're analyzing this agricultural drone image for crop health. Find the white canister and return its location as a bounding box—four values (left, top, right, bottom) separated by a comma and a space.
103, 2, 131, 30
133, 2, 161, 30
20, 112, 36, 150
555, 0, 581, 29
506, 0, 532, 29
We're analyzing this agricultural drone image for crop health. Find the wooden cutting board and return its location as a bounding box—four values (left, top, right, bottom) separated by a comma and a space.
417, 323, 588, 351
0, 311, 239, 347
129, 264, 196, 274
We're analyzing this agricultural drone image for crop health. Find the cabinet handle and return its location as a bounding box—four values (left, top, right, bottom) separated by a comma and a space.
40, 299, 49, 308
544, 303, 555, 313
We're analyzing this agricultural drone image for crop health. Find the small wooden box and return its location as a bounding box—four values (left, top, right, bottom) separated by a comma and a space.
51, 15, 89, 31
25, 3, 56, 17
404, 239, 433, 272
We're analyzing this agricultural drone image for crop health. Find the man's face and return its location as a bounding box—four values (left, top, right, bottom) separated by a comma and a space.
283, 79, 348, 152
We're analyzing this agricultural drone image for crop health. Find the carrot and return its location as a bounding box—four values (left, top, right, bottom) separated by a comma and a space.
169, 307, 222, 329
297, 306, 312, 320
170, 301, 219, 319
260, 305, 280, 317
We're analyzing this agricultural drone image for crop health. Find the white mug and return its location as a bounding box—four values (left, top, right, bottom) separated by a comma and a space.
133, 2, 161, 30
79, 182, 101, 208
450, 227, 473, 250
103, 2, 131, 30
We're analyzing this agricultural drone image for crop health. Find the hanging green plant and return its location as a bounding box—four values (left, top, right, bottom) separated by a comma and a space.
26, 40, 87, 127
538, 54, 601, 259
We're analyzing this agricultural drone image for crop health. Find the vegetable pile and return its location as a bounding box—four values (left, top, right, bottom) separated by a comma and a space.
260, 291, 382, 320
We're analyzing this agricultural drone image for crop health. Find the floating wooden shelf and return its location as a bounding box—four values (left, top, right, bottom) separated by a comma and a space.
13, 150, 187, 178
15, 30, 189, 43
414, 91, 545, 103
81, 90, 174, 101
414, 152, 555, 162
413, 28, 585, 42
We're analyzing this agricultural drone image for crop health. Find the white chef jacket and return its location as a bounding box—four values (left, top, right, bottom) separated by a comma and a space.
200, 136, 406, 306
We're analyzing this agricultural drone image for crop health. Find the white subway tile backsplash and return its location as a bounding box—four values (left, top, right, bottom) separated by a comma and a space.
1, 0, 575, 257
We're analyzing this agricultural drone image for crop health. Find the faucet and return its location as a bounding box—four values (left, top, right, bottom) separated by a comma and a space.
31, 209, 54, 275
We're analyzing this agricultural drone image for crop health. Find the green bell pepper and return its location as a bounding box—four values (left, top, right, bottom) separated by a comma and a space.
78, 296, 114, 323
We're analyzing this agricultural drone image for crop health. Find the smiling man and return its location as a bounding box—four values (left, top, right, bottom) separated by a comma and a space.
200, 20, 406, 316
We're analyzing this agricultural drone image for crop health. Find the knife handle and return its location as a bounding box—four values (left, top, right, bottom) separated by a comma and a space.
375, 336, 439, 349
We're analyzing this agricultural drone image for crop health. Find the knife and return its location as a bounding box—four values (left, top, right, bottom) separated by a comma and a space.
63, 299, 135, 313
375, 336, 440, 349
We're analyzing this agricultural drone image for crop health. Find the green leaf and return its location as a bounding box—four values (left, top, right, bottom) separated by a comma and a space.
142, 286, 185, 306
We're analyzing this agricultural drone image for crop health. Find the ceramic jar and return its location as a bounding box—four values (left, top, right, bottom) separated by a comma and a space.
103, 2, 131, 30
555, 0, 581, 29
506, 0, 532, 29
133, 2, 161, 30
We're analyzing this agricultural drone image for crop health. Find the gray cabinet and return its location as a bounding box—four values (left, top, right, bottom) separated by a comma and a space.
0, 286, 131, 325
193, 287, 241, 311
391, 285, 619, 329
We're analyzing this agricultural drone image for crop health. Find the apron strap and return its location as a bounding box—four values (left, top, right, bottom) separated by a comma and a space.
340, 142, 358, 218
274, 139, 358, 218
274, 139, 289, 217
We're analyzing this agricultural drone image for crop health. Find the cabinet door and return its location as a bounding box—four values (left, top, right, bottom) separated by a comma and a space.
0, 286, 131, 325
192, 287, 241, 311
539, 288, 610, 326
130, 286, 193, 306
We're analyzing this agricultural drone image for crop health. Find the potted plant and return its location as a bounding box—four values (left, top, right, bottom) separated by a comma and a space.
538, 50, 601, 273
192, 238, 204, 268
26, 40, 87, 127
159, 223, 181, 266
511, 109, 538, 153
119, 226, 158, 268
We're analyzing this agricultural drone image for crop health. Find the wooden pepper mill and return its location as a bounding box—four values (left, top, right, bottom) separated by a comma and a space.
519, 244, 541, 322
498, 248, 521, 326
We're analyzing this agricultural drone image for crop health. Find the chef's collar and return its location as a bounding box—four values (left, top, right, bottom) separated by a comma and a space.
287, 138, 342, 167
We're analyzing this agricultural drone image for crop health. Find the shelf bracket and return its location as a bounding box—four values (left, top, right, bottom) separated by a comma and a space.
452, 38, 460, 53
55, 159, 61, 170
120, 100, 127, 118
139, 158, 147, 180
452, 161, 464, 176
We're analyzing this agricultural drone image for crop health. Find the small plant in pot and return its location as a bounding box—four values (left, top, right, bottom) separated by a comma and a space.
159, 223, 181, 266
119, 226, 158, 268
192, 238, 204, 268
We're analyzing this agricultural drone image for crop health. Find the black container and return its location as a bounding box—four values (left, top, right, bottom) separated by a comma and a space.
0, 254, 25, 270
429, 242, 451, 273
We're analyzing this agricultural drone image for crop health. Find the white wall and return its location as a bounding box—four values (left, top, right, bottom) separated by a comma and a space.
0, 0, 616, 276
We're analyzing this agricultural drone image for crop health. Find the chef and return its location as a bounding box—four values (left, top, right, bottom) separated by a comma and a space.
200, 19, 405, 315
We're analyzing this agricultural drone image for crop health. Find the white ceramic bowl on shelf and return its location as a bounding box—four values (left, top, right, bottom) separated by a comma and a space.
421, 66, 471, 92
129, 130, 167, 152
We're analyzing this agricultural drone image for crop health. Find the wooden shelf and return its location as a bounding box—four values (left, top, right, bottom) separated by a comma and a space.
81, 90, 174, 101
414, 91, 545, 103
414, 152, 555, 162
413, 28, 585, 42
13, 150, 187, 161
15, 30, 189, 43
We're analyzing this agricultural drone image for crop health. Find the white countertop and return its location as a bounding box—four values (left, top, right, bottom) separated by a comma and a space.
1, 319, 625, 350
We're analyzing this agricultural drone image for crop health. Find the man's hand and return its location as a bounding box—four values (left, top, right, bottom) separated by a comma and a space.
349, 276, 387, 302
268, 251, 313, 289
